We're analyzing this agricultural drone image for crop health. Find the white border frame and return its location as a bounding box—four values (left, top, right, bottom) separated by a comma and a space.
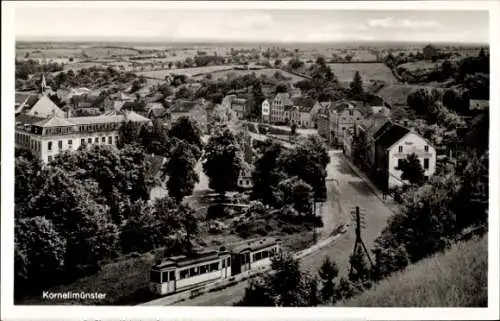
2, 1, 499, 320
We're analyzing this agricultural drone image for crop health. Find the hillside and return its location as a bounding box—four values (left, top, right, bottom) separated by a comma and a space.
338, 235, 487, 307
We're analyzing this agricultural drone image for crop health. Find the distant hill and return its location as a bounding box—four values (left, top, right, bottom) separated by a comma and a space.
338, 235, 487, 307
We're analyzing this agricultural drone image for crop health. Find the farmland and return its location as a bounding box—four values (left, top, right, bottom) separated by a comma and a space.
136, 65, 237, 79
327, 62, 397, 83
199, 68, 309, 83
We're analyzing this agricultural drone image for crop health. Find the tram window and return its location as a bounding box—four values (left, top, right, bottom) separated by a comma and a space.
210, 262, 219, 271
169, 271, 175, 281
161, 271, 169, 282
227, 257, 231, 266
200, 265, 208, 274
189, 267, 198, 276
255, 252, 261, 261
180, 269, 189, 279
262, 250, 269, 258
222, 260, 226, 268
150, 271, 161, 283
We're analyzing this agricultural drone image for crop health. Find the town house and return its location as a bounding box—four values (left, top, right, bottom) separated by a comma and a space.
359, 120, 436, 190
294, 98, 318, 128
270, 93, 293, 124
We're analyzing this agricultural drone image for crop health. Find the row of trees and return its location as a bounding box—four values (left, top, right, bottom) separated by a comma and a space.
15, 59, 64, 80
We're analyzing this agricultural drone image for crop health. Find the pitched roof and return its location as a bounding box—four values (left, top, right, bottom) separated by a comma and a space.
232, 98, 247, 105
34, 115, 76, 128
15, 92, 38, 107
293, 97, 317, 112
15, 114, 45, 125
169, 100, 199, 113
26, 95, 64, 116
375, 123, 410, 150
274, 93, 293, 106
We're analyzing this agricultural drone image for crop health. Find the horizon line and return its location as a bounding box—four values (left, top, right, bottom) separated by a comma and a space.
15, 37, 489, 46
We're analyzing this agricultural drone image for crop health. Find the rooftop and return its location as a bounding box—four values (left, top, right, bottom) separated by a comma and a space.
229, 237, 280, 254
375, 123, 411, 150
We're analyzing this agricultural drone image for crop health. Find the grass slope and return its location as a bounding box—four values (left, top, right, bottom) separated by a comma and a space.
339, 235, 487, 307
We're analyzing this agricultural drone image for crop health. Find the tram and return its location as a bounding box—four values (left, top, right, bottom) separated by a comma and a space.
149, 237, 281, 295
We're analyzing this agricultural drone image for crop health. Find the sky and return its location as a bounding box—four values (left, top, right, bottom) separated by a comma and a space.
15, 6, 489, 44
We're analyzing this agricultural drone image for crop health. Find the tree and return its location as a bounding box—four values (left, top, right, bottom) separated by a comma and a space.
279, 135, 330, 200
274, 177, 313, 214
275, 83, 288, 94
251, 142, 287, 206
396, 153, 426, 185
25, 168, 119, 278
203, 127, 243, 196
350, 71, 364, 97
117, 120, 139, 148
155, 197, 199, 256
318, 256, 339, 303
407, 87, 442, 115
15, 155, 44, 212
375, 173, 462, 266
15, 217, 66, 295
167, 116, 203, 159
348, 247, 371, 286
238, 252, 319, 306
163, 140, 200, 203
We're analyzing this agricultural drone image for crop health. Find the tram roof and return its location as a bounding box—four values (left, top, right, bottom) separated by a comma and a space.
153, 249, 228, 270
229, 237, 280, 254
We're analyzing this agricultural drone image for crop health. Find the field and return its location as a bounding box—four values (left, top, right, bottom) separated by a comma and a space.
201, 68, 308, 83
339, 235, 487, 307
83, 46, 141, 59
327, 63, 397, 83
16, 48, 84, 59
136, 65, 237, 79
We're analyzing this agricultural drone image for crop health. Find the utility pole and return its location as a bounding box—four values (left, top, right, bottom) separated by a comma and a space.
349, 206, 374, 276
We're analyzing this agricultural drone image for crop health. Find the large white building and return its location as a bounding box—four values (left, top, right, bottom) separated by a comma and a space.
15, 111, 150, 163
358, 120, 436, 190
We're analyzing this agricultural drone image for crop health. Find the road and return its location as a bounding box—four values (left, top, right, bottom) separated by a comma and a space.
172, 150, 396, 306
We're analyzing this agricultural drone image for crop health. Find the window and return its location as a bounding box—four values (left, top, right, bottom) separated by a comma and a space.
398, 146, 403, 153
48, 141, 53, 151
169, 271, 175, 281
227, 257, 231, 266
161, 271, 169, 282
199, 264, 208, 274
102, 137, 106, 143
424, 145, 429, 152
47, 156, 53, 162
88, 138, 92, 144
222, 260, 226, 268
57, 140, 62, 149
397, 159, 403, 168
150, 271, 161, 283
68, 139, 73, 147
189, 267, 198, 276
81, 138, 85, 145
210, 262, 219, 271
262, 250, 269, 258
424, 158, 429, 169
179, 269, 189, 279
108, 136, 112, 144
